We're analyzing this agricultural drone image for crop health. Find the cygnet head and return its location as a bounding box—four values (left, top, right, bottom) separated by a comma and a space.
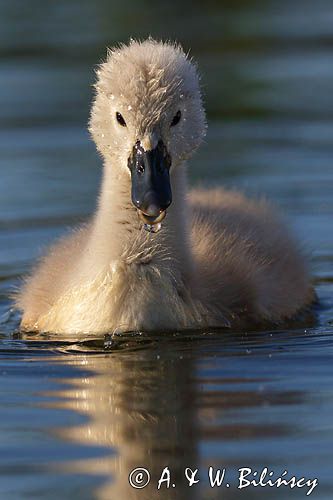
89, 39, 206, 227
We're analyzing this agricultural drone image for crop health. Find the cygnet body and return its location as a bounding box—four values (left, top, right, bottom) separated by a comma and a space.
16, 40, 314, 334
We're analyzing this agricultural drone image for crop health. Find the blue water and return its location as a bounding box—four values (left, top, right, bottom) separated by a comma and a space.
0, 0, 333, 498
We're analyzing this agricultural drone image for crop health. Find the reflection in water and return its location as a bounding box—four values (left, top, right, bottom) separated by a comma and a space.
54, 352, 198, 499
49, 341, 305, 500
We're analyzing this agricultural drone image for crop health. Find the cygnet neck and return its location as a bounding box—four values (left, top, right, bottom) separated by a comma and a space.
88, 160, 193, 276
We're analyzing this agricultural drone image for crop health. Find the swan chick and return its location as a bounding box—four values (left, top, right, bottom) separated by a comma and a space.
16, 39, 315, 334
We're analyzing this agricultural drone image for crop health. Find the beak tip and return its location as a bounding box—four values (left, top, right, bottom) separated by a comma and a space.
144, 204, 161, 217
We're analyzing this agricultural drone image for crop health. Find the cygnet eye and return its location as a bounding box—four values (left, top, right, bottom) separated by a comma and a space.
116, 112, 126, 127
170, 110, 181, 127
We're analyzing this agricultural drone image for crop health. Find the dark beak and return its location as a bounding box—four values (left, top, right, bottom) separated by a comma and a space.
128, 140, 172, 224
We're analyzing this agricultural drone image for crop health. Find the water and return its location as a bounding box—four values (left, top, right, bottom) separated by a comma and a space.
1, 0, 333, 498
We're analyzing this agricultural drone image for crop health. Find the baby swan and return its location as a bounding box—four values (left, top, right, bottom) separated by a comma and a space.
17, 40, 314, 334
